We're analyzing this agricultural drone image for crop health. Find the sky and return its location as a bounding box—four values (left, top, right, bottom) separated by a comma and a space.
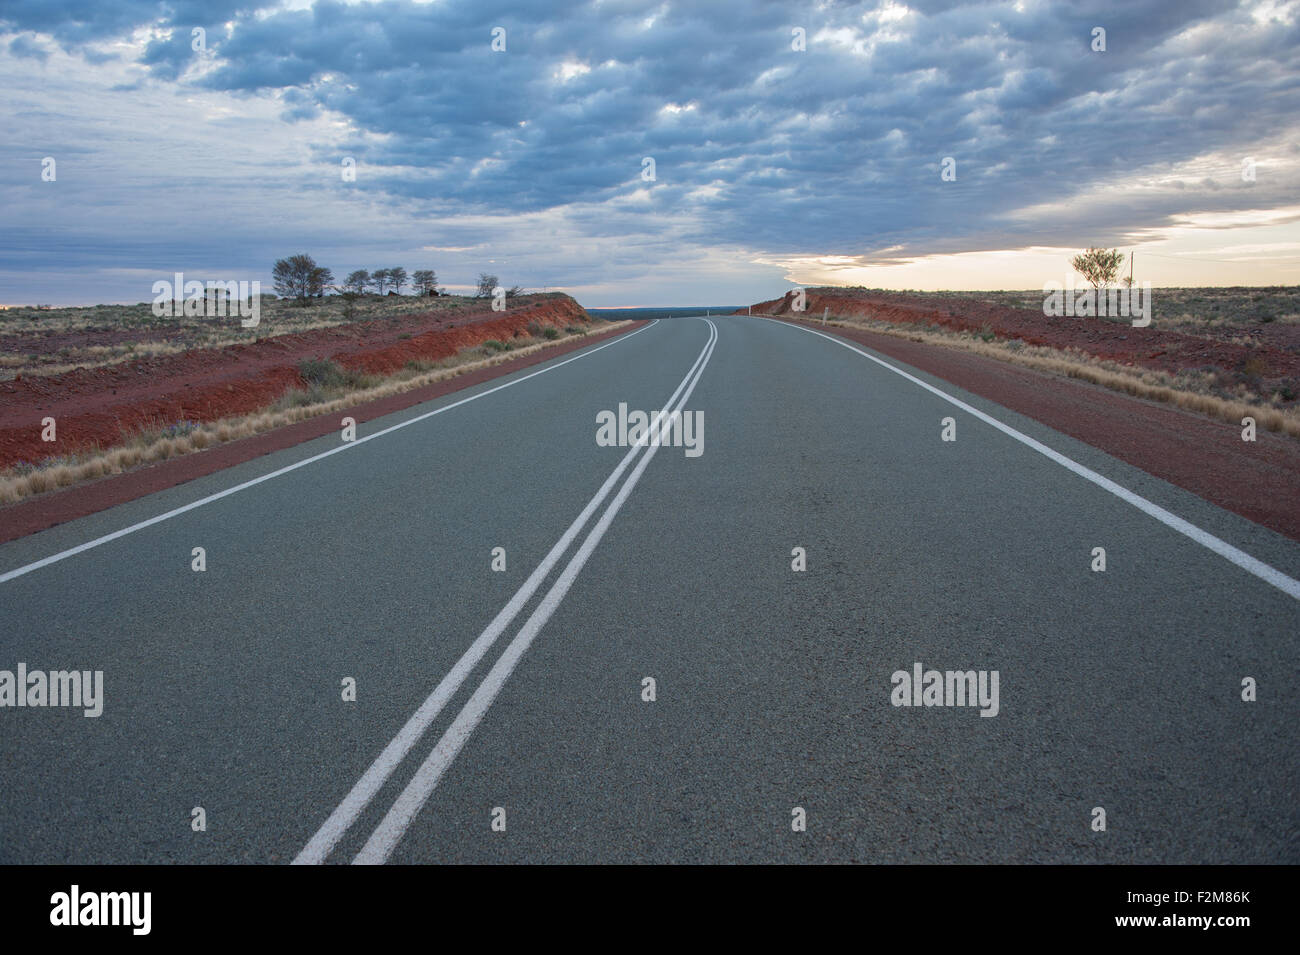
1, 0, 1298, 306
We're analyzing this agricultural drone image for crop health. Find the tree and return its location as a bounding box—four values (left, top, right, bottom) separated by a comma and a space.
505, 285, 524, 298
1071, 248, 1125, 295
477, 273, 499, 298
388, 267, 408, 294
272, 254, 329, 303
372, 268, 392, 295
345, 269, 371, 294
309, 265, 333, 298
412, 269, 437, 295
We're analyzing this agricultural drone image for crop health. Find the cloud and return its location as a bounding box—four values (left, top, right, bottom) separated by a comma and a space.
3, 0, 1299, 302
7, 32, 51, 61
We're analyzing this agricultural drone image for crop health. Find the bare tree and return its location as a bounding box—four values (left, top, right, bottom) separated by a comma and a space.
476, 273, 499, 298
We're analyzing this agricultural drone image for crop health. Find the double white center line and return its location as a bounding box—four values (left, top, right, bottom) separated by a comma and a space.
294, 318, 719, 864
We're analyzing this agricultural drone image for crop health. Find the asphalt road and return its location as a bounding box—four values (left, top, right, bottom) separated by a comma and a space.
1, 315, 1297, 864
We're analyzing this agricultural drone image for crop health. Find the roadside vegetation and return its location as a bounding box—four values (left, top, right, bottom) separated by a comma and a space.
828, 286, 1300, 340
797, 309, 1300, 438
0, 317, 620, 506
0, 291, 574, 381
779, 257, 1298, 437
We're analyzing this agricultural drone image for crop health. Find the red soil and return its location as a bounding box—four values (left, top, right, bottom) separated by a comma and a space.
0, 297, 588, 470
752, 289, 1300, 386
0, 320, 646, 544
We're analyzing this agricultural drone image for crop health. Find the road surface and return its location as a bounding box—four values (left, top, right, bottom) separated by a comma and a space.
1, 316, 1297, 863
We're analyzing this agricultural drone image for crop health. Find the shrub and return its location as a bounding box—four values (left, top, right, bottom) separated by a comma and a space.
296, 358, 371, 389
298, 358, 346, 387
160, 420, 199, 440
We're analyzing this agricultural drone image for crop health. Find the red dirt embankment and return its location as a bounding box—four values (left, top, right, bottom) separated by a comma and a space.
0, 320, 645, 544
753, 289, 1300, 386
0, 296, 587, 470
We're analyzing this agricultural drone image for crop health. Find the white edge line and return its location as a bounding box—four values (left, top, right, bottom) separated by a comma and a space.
293, 319, 717, 864
755, 315, 1300, 602
0, 320, 659, 585
352, 320, 719, 864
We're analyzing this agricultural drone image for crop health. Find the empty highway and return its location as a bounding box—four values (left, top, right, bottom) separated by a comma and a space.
2, 316, 1297, 864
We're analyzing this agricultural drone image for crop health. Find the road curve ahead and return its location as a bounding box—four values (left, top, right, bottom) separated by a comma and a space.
1, 315, 1296, 864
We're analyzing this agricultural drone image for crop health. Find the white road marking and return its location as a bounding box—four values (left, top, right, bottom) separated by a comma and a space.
0, 321, 658, 585
352, 320, 719, 864
294, 319, 718, 865
759, 316, 1300, 601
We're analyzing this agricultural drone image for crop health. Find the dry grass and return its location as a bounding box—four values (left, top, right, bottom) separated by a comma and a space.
806, 286, 1300, 348
0, 293, 565, 380
0, 320, 626, 506
0, 340, 198, 378
773, 312, 1300, 438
